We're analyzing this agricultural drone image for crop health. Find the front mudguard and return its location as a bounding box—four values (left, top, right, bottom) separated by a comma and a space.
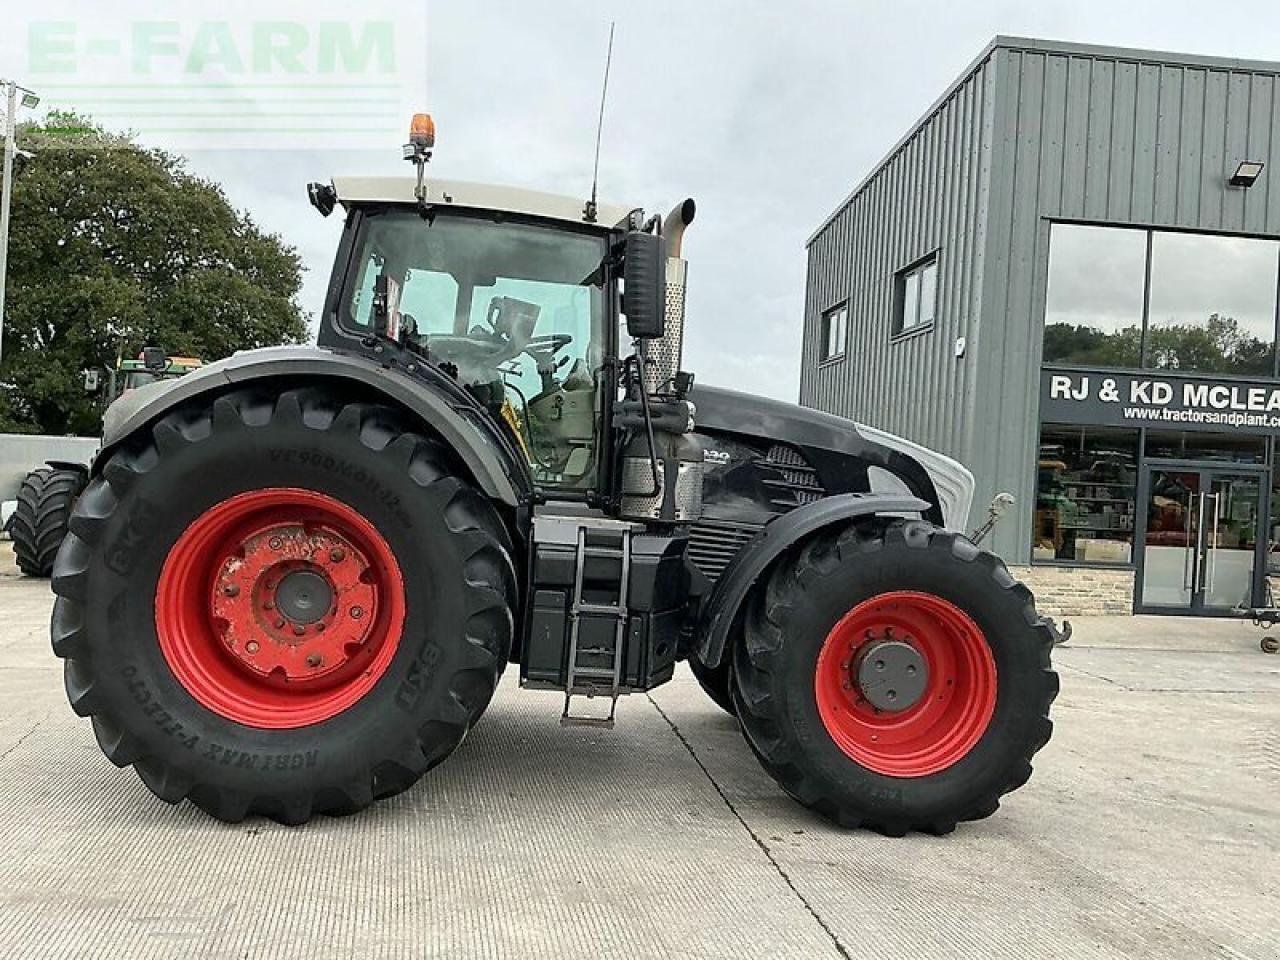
694, 493, 931, 668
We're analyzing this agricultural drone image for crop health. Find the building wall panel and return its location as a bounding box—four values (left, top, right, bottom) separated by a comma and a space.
798, 58, 995, 472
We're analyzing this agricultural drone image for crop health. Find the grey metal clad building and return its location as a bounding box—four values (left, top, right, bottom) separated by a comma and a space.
802, 36, 1280, 616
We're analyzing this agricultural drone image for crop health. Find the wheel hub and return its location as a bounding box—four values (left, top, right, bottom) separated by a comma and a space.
854, 638, 928, 712
275, 570, 333, 624
210, 519, 380, 685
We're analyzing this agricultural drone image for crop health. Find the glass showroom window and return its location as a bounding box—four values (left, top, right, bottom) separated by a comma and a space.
1043, 224, 1146, 367
821, 302, 848, 361
896, 256, 937, 333
1144, 429, 1268, 464
1034, 424, 1138, 564
1146, 231, 1279, 376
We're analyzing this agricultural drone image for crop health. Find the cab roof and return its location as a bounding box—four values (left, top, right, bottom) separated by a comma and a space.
331, 177, 637, 229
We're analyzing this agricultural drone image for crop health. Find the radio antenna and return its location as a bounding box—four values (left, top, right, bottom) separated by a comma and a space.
584, 21, 615, 223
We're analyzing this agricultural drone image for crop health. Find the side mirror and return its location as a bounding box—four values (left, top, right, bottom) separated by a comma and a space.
141, 346, 168, 372
623, 231, 665, 340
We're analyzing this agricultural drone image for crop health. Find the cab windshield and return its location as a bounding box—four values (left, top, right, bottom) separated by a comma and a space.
345, 209, 610, 489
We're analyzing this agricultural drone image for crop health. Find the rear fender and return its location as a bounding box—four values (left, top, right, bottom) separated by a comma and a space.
695, 492, 931, 668
95, 346, 529, 506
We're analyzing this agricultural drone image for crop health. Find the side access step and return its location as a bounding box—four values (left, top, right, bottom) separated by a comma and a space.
560, 522, 633, 729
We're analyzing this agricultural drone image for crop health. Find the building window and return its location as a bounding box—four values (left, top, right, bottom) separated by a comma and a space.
1143, 429, 1267, 464
1034, 424, 1138, 564
1043, 224, 1146, 367
820, 302, 848, 361
1043, 224, 1280, 375
1146, 232, 1278, 376
895, 255, 937, 333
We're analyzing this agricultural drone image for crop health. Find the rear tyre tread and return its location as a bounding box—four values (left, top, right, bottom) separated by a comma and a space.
50, 386, 517, 825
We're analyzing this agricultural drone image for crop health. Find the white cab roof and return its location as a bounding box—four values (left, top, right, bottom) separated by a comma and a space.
331, 177, 636, 229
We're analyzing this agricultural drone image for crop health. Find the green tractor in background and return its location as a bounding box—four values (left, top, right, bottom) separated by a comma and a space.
8, 348, 202, 576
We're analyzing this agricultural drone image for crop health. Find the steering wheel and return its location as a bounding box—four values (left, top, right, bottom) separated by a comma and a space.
523, 333, 573, 363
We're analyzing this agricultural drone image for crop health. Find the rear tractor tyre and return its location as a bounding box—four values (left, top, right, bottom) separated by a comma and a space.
11, 466, 87, 577
732, 519, 1058, 835
50, 386, 517, 824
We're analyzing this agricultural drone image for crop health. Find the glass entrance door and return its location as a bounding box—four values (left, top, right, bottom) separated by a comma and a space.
1202, 473, 1262, 611
1138, 465, 1264, 614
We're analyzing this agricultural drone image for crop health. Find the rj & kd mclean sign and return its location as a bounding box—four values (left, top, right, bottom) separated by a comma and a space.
1039, 369, 1280, 434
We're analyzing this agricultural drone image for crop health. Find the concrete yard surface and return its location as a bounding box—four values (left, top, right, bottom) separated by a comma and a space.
0, 543, 1277, 959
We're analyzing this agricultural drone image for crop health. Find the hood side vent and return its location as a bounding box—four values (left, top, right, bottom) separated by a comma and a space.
760, 444, 825, 508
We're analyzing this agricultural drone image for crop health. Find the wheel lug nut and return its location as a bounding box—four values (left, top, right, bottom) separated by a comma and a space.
306, 653, 322, 668
246, 641, 259, 654
264, 601, 274, 611
350, 606, 364, 620
330, 548, 345, 563
223, 584, 239, 597
269, 537, 283, 550
275, 619, 286, 629
293, 625, 306, 637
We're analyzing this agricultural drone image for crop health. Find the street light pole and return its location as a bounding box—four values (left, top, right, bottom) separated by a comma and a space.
0, 80, 15, 374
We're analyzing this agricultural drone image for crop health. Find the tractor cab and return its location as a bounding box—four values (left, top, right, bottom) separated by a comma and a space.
322, 193, 623, 491
113, 352, 204, 398
312, 116, 672, 505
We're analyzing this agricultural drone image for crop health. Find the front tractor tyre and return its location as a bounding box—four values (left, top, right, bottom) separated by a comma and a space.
732, 519, 1058, 836
50, 387, 516, 824
11, 466, 87, 577
688, 658, 736, 716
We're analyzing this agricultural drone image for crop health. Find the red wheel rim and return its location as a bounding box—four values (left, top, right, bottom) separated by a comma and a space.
813, 591, 996, 777
155, 488, 405, 729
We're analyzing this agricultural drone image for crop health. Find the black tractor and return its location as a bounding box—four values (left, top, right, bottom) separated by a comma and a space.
49, 117, 1057, 834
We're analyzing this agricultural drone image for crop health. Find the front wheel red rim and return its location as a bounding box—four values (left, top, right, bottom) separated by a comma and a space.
814, 591, 996, 777
155, 488, 405, 729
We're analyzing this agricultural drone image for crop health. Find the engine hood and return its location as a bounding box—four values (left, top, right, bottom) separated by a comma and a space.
688, 384, 974, 533
691, 384, 880, 456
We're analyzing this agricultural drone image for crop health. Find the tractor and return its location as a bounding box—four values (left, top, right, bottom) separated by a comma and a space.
49, 117, 1057, 834
10, 349, 202, 577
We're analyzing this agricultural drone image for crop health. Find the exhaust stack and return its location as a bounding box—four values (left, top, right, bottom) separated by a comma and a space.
643, 198, 696, 394
621, 197, 704, 524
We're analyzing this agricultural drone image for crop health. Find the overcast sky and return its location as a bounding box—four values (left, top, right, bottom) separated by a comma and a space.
14, 0, 1280, 399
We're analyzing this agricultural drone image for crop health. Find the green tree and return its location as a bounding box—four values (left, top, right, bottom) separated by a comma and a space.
0, 113, 306, 435
1148, 313, 1272, 375
1042, 322, 1141, 367
1045, 313, 1273, 375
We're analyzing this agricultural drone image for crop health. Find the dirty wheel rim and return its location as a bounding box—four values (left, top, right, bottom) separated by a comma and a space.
156, 488, 405, 728
813, 590, 996, 777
